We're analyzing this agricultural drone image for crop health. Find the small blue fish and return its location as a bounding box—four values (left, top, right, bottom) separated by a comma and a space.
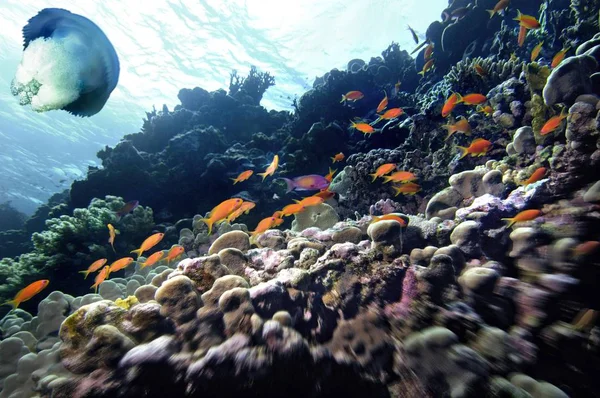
11, 8, 120, 117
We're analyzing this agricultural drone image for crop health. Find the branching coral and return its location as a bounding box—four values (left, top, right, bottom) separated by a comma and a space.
228, 66, 275, 105
0, 196, 154, 307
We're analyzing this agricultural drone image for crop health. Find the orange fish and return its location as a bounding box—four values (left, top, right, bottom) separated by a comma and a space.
517, 25, 527, 47
461, 93, 487, 105
457, 138, 492, 159
573, 241, 600, 257
372, 107, 404, 125
474, 64, 487, 77
514, 10, 540, 29
107, 223, 118, 253
272, 217, 284, 227
477, 105, 494, 116
79, 258, 108, 280
231, 170, 253, 184
376, 92, 388, 113
502, 209, 542, 228
383, 171, 417, 184
325, 167, 337, 182
2, 280, 49, 309
418, 59, 434, 76
272, 210, 282, 218
280, 203, 306, 216
165, 246, 185, 265
131, 232, 165, 258
551, 47, 569, 68
443, 117, 472, 140
226, 201, 256, 223
250, 217, 277, 236
487, 0, 510, 17
200, 198, 244, 235
331, 153, 345, 163
442, 93, 462, 118
91, 266, 110, 294
369, 163, 396, 182
350, 120, 376, 135
371, 213, 408, 227
424, 43, 434, 61
139, 251, 164, 269
540, 108, 568, 135
520, 167, 546, 186
313, 190, 336, 200
281, 203, 306, 217
109, 257, 135, 274
294, 196, 324, 207
531, 42, 543, 62
392, 182, 421, 196
258, 154, 279, 181
340, 91, 364, 104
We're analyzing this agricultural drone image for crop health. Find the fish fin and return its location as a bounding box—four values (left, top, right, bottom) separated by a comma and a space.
502, 218, 516, 228
457, 146, 469, 159
1, 300, 17, 309
280, 178, 295, 193
79, 270, 90, 280
514, 10, 522, 21
130, 248, 143, 258
200, 218, 214, 235
115, 229, 120, 235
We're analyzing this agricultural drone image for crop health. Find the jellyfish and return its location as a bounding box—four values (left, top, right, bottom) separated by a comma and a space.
10, 8, 120, 117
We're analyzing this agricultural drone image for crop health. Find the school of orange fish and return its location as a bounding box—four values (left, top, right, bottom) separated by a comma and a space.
1, 0, 594, 312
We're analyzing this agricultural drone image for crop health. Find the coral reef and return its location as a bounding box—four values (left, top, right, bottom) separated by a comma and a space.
2, 1, 600, 396
0, 196, 154, 313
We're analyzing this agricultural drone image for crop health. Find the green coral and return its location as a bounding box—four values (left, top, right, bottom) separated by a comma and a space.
0, 196, 154, 304
525, 63, 551, 95
529, 94, 550, 141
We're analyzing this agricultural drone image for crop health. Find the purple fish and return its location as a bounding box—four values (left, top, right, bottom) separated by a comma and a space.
116, 200, 139, 219
280, 175, 330, 193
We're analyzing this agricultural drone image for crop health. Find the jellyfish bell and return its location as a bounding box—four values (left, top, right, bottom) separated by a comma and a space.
11, 8, 120, 117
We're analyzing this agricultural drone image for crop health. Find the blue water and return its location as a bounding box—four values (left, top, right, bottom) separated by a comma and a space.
0, 0, 444, 214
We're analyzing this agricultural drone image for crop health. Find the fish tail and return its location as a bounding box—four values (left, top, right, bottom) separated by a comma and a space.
382, 176, 392, 184
130, 248, 143, 258
502, 218, 516, 228
457, 146, 469, 159
418, 70, 425, 77
257, 172, 268, 181
1, 300, 17, 309
454, 92, 463, 103
340, 95, 346, 104
487, 9, 495, 18
200, 218, 214, 235
79, 270, 90, 280
230, 178, 239, 184
111, 243, 116, 254
369, 173, 378, 182
514, 9, 522, 21
280, 178, 295, 193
